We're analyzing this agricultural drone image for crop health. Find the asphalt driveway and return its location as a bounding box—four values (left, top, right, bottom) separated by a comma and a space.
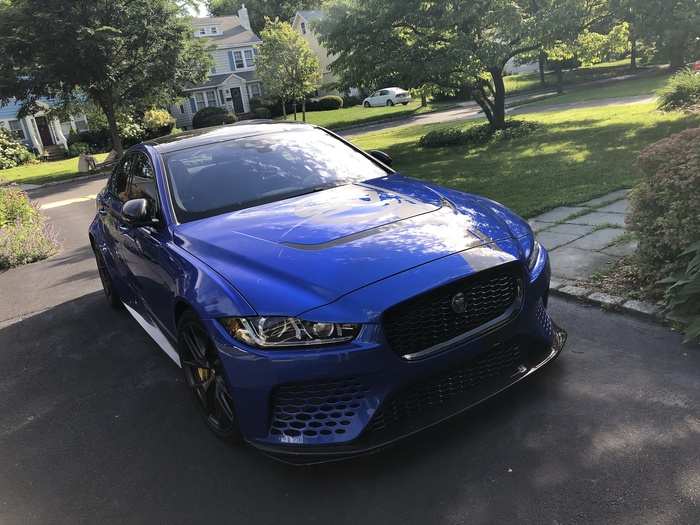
0, 179, 699, 524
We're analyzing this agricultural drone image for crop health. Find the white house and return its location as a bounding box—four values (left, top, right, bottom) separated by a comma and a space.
0, 99, 88, 158
170, 6, 263, 129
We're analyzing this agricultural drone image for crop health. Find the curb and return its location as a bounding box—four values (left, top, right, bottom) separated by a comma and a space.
549, 278, 669, 324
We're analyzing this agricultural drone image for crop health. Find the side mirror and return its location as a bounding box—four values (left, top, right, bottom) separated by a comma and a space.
122, 198, 152, 225
368, 149, 393, 166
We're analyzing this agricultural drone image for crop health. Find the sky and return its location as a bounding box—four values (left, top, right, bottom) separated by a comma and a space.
186, 1, 206, 17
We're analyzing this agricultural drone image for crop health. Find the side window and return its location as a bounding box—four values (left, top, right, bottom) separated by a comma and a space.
111, 155, 134, 203
380, 90, 388, 96
128, 153, 159, 209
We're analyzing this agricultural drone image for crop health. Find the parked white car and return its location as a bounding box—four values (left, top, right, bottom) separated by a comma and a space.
363, 87, 411, 107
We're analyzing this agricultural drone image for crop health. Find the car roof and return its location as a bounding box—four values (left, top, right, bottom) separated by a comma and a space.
144, 120, 315, 154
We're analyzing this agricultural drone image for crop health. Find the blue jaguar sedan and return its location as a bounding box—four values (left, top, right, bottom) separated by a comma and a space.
89, 122, 566, 463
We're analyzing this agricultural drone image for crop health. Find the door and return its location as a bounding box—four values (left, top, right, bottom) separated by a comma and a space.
230, 87, 245, 114
119, 152, 176, 333
35, 117, 53, 146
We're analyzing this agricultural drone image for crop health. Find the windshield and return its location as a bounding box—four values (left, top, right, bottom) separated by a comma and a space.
164, 128, 389, 222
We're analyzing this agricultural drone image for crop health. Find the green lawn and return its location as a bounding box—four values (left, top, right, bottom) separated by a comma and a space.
351, 101, 700, 218
0, 153, 109, 185
282, 101, 455, 130
524, 73, 671, 108
503, 59, 649, 95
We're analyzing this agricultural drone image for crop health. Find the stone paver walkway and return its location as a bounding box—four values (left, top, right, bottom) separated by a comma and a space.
529, 189, 636, 282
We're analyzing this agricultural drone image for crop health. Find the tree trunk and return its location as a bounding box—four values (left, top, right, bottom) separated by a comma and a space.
489, 68, 507, 130
302, 100, 306, 122
538, 50, 547, 86
96, 92, 123, 157
555, 64, 564, 94
668, 32, 687, 70
281, 99, 287, 119
629, 27, 638, 70
293, 101, 297, 121
420, 90, 427, 107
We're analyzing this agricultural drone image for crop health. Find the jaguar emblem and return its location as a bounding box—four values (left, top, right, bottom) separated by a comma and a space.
451, 292, 467, 314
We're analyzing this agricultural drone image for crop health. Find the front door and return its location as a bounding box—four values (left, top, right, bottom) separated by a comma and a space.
35, 117, 53, 146
230, 87, 245, 114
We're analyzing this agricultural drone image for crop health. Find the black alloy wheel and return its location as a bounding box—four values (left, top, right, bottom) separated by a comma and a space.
94, 247, 121, 309
178, 310, 242, 443
364, 101, 371, 107
386, 99, 394, 106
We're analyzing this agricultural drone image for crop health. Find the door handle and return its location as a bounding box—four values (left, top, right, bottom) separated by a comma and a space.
98, 207, 107, 216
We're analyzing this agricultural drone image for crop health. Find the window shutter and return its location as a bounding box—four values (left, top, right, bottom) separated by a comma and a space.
228, 50, 236, 71
189, 97, 197, 113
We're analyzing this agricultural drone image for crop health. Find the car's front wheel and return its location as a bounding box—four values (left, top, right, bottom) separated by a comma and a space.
178, 310, 242, 443
364, 101, 370, 107
386, 99, 394, 106
93, 247, 121, 309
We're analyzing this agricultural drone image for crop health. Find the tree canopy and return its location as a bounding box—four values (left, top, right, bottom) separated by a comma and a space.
206, 0, 320, 34
0, 0, 211, 154
256, 18, 321, 119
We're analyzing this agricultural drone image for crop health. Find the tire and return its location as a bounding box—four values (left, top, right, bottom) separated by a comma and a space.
177, 309, 243, 444
93, 247, 122, 309
364, 101, 370, 107
402, 102, 409, 105
386, 99, 394, 106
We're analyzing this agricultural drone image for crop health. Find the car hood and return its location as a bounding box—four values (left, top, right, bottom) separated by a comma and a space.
174, 176, 526, 316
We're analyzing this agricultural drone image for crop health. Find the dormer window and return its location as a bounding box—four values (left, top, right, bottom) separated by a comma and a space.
210, 26, 218, 34
301, 22, 306, 34
199, 28, 206, 35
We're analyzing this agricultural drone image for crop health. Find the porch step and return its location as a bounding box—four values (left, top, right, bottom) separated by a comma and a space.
43, 145, 65, 161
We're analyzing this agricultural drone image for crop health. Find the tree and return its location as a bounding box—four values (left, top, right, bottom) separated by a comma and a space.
0, 0, 211, 156
256, 19, 321, 121
206, 0, 320, 34
319, 0, 607, 130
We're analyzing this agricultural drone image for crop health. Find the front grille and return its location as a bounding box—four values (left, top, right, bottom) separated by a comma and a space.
269, 378, 369, 439
369, 343, 523, 433
382, 264, 521, 357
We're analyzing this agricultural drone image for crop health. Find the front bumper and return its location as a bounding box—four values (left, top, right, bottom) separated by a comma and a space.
207, 258, 564, 464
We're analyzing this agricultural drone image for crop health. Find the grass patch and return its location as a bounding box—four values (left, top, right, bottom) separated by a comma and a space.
503, 59, 644, 95
0, 186, 56, 269
351, 101, 700, 218
0, 153, 109, 186
281, 101, 454, 130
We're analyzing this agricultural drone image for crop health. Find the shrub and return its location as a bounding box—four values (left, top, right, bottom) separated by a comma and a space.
192, 106, 237, 129
253, 107, 272, 119
307, 95, 343, 111
419, 120, 539, 148
0, 128, 34, 170
342, 95, 362, 107
68, 129, 111, 152
660, 241, 700, 342
143, 108, 175, 139
627, 127, 700, 277
67, 141, 92, 158
119, 115, 146, 147
657, 69, 700, 111
0, 187, 56, 268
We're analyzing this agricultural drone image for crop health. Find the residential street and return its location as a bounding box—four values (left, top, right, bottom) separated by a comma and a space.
1, 176, 699, 524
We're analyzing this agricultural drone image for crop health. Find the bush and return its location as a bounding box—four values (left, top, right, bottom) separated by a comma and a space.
66, 141, 92, 158
143, 108, 175, 139
419, 120, 539, 148
192, 106, 237, 129
661, 241, 700, 342
0, 128, 34, 170
307, 95, 343, 111
0, 187, 56, 268
342, 95, 362, 108
657, 69, 700, 111
68, 129, 111, 152
627, 127, 700, 277
253, 107, 272, 119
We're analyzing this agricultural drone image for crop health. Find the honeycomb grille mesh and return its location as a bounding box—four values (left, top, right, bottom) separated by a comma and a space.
369, 343, 523, 433
536, 299, 553, 339
270, 378, 369, 439
382, 264, 521, 357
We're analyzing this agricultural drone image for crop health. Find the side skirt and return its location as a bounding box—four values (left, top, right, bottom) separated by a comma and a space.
123, 302, 182, 368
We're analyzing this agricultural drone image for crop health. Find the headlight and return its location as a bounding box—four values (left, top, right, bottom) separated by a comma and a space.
528, 240, 541, 272
220, 317, 361, 348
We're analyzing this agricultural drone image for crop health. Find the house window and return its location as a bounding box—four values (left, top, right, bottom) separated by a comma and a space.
198, 28, 206, 36
244, 49, 255, 67
249, 83, 261, 98
194, 92, 205, 110
8, 120, 25, 140
301, 22, 306, 34
210, 26, 218, 34
233, 50, 244, 69
179, 104, 185, 114
205, 90, 217, 107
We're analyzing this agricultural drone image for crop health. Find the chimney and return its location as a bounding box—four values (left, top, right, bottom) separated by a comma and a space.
238, 4, 251, 31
